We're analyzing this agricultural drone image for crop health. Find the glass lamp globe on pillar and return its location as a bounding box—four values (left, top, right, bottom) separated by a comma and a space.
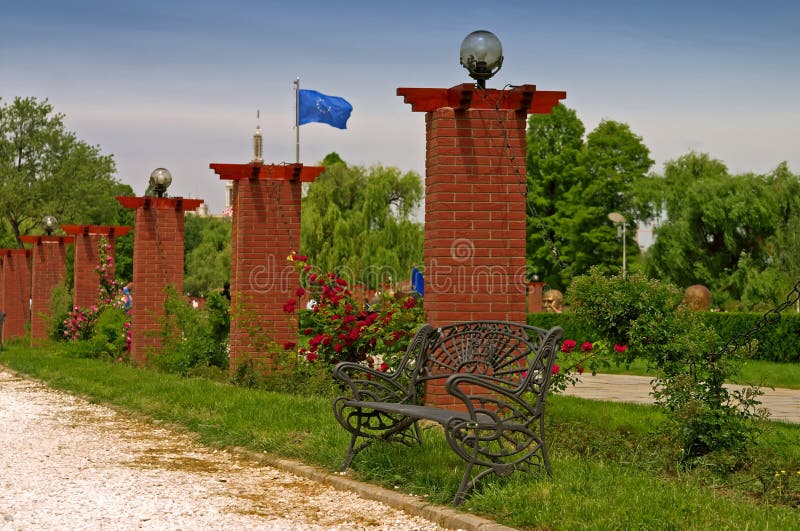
149, 167, 173, 198
459, 30, 504, 88
42, 215, 57, 235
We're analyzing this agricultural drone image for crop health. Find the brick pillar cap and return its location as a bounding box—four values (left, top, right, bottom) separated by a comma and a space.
210, 162, 324, 183
20, 235, 75, 245
397, 83, 566, 113
61, 225, 132, 237
116, 196, 204, 211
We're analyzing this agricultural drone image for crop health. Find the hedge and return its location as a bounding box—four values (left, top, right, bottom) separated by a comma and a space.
528, 312, 800, 364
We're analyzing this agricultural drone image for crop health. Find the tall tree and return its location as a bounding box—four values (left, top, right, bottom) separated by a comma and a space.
526, 106, 653, 289
526, 104, 586, 289
0, 97, 130, 247
301, 156, 423, 289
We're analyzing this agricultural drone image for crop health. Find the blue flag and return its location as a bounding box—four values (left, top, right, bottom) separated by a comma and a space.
298, 89, 352, 129
411, 267, 424, 298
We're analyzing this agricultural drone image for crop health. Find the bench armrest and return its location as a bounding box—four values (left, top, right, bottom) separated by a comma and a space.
445, 373, 539, 422
333, 362, 415, 404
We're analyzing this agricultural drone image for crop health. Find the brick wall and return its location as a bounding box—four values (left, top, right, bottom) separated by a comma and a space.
117, 197, 202, 364
22, 237, 73, 340
1, 250, 32, 340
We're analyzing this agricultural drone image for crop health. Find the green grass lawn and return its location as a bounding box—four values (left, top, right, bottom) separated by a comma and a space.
1, 342, 799, 530
599, 357, 800, 390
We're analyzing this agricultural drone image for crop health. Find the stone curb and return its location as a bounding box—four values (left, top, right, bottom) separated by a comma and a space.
229, 447, 517, 531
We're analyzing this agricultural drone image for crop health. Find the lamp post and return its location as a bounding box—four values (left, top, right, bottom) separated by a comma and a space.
608, 212, 627, 278
149, 167, 173, 198
459, 30, 503, 89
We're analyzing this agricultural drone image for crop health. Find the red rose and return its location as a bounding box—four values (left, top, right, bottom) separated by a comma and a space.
295, 287, 306, 297
576, 364, 585, 374
283, 341, 296, 351
551, 364, 560, 375
581, 341, 593, 352
379, 362, 389, 372
614, 344, 628, 353
560, 340, 576, 353
403, 296, 416, 309
306, 352, 318, 362
334, 343, 343, 353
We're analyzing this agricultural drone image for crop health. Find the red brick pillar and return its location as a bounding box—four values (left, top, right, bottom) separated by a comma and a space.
117, 197, 203, 364
527, 281, 545, 313
1, 249, 33, 340
19, 235, 75, 340
398, 83, 565, 407
210, 163, 324, 373
62, 225, 132, 309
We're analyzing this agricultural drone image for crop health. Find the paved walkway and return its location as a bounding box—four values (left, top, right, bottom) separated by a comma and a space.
563, 373, 800, 424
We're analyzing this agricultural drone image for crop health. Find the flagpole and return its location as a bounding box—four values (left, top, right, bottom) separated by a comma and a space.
294, 78, 300, 163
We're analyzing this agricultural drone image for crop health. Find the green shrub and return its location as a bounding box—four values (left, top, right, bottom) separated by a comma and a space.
536, 311, 800, 364
150, 287, 229, 376
88, 306, 130, 360
47, 285, 74, 341
567, 268, 764, 464
703, 312, 800, 363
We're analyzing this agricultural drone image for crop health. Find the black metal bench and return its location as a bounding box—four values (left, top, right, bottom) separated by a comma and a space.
332, 320, 564, 505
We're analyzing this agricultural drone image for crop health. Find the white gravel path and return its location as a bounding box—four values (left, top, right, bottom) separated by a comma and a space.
0, 368, 447, 530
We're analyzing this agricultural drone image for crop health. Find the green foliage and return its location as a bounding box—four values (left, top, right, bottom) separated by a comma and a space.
531, 310, 800, 364
704, 312, 800, 363
527, 312, 597, 343
83, 306, 130, 360
0, 96, 132, 246
645, 154, 800, 308
230, 350, 339, 398
301, 157, 423, 289
183, 215, 231, 296
47, 285, 74, 341
568, 269, 764, 462
150, 287, 229, 376
526, 105, 653, 290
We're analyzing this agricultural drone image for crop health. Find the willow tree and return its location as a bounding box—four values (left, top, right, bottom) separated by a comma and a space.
301, 156, 423, 289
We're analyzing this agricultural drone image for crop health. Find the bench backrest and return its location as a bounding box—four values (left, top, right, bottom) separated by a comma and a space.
402, 321, 563, 401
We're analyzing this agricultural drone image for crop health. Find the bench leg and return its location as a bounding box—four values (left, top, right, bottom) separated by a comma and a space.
452, 461, 475, 506
540, 414, 552, 476
341, 435, 375, 471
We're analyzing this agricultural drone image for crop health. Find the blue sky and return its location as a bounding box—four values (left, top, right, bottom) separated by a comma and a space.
2, 0, 799, 214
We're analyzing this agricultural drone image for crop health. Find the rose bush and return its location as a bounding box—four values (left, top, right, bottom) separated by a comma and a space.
285, 253, 424, 372
57, 237, 131, 360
